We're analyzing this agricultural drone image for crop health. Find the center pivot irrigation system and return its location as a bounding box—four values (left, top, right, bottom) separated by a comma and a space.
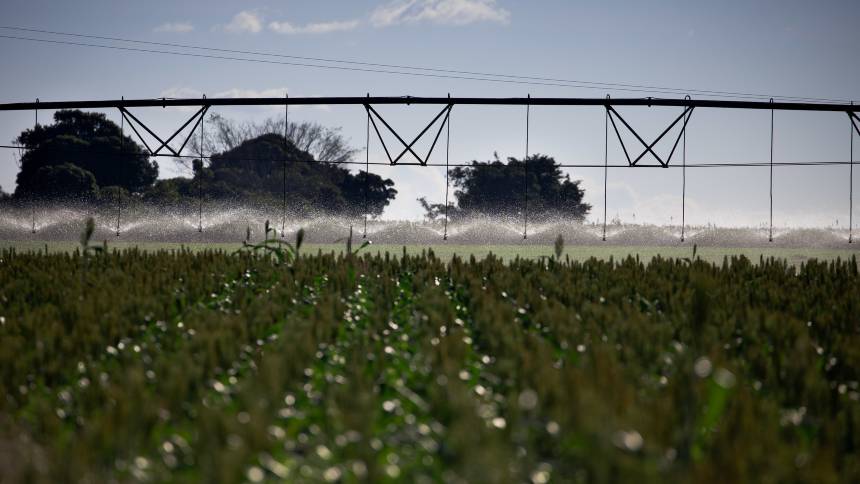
1, 95, 858, 242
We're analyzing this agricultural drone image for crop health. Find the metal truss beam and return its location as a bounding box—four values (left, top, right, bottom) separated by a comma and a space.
850, 111, 860, 137
365, 103, 452, 165
0, 96, 856, 112
607, 105, 694, 167
118, 105, 209, 157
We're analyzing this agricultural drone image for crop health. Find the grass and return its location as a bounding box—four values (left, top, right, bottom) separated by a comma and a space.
2, 239, 858, 266
2, 248, 858, 482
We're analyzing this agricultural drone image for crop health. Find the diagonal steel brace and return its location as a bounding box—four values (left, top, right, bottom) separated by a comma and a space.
118, 106, 209, 157
365, 104, 452, 165
850, 111, 860, 137
607, 105, 694, 167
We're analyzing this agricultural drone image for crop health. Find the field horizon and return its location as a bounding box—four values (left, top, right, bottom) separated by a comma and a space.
3, 239, 858, 266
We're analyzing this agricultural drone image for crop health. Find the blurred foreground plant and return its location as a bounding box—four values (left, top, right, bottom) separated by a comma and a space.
235, 220, 304, 265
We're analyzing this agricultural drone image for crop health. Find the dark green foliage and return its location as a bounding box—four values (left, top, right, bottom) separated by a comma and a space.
448, 154, 591, 220
0, 250, 858, 483
8, 111, 396, 217
235, 221, 305, 265
337, 224, 371, 257
186, 134, 396, 215
31, 163, 99, 201
140, 177, 195, 205
94, 185, 129, 207
14, 110, 158, 197
417, 196, 460, 222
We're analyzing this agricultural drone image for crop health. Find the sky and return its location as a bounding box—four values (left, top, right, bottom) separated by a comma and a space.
0, 0, 858, 227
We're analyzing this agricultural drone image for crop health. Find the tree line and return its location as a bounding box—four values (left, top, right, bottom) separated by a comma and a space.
3, 110, 591, 220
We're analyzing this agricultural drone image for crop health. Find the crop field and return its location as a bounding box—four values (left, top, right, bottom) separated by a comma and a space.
2, 239, 858, 266
1, 247, 859, 483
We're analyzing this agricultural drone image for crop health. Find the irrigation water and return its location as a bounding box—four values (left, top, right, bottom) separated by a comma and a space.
0, 203, 855, 248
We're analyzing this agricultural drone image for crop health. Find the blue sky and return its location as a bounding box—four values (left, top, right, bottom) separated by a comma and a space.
0, 0, 857, 226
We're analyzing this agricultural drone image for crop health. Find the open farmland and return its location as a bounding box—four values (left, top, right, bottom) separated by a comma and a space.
2, 239, 858, 267
1, 248, 858, 483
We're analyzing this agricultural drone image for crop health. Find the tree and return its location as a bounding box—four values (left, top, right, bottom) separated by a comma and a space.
96, 185, 130, 207
182, 113, 358, 172
179, 133, 396, 216
142, 177, 195, 205
338, 170, 398, 217
443, 154, 591, 220
417, 197, 461, 222
31, 163, 99, 200
14, 110, 158, 197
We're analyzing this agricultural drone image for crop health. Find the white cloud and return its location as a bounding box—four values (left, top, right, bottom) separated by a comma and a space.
154, 22, 194, 33
370, 0, 510, 27
160, 86, 206, 99
160, 86, 291, 99
224, 11, 264, 34
159, 86, 331, 113
269, 19, 360, 35
212, 87, 332, 112
212, 87, 291, 98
